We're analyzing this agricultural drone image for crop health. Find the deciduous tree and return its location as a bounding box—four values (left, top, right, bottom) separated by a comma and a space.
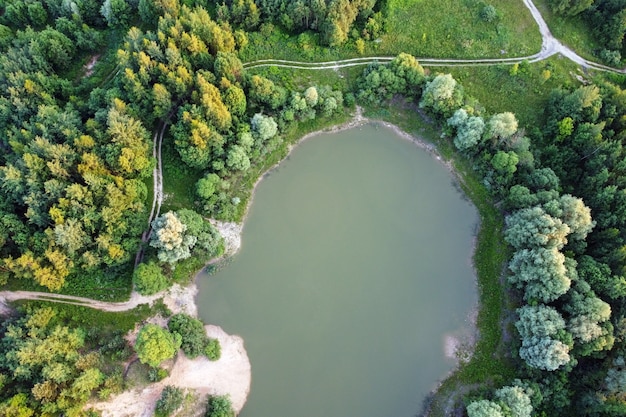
135, 324, 181, 368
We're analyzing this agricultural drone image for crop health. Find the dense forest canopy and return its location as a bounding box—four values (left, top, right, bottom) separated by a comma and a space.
0, 0, 626, 416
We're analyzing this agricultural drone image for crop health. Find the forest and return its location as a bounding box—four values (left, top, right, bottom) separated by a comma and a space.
545, 0, 626, 66
0, 0, 625, 416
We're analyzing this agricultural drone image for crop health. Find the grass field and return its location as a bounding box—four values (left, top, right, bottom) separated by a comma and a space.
438, 55, 584, 127
160, 129, 205, 214
240, 0, 542, 62
381, 0, 541, 58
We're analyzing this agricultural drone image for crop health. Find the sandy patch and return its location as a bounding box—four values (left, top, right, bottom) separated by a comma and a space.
210, 221, 243, 256
83, 55, 100, 78
89, 324, 250, 417
163, 283, 199, 317
89, 280, 250, 416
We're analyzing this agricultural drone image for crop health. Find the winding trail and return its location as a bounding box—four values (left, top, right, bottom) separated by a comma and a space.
2, 0, 624, 315
0, 290, 161, 313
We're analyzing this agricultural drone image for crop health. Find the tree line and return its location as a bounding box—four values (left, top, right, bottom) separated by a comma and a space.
547, 0, 626, 66
355, 52, 626, 415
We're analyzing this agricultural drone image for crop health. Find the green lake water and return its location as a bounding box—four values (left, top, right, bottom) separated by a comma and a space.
197, 123, 478, 417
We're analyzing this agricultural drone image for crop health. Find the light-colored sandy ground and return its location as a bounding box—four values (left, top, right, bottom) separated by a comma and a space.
88, 284, 251, 417
89, 325, 250, 417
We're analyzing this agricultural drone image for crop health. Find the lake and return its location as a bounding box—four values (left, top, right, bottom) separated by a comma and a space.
197, 123, 478, 417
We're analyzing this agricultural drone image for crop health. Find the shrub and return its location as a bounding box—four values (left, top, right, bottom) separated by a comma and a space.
135, 324, 181, 367
205, 339, 221, 361
480, 5, 497, 22
155, 386, 184, 417
148, 367, 170, 382
206, 395, 234, 417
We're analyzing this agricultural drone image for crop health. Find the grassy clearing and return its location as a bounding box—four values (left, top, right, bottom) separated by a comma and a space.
246, 65, 358, 92
240, 0, 542, 62
432, 56, 584, 127
382, 0, 541, 58
161, 129, 205, 214
534, 0, 601, 63
240, 28, 364, 62
2, 265, 133, 301
362, 102, 515, 416
13, 299, 156, 333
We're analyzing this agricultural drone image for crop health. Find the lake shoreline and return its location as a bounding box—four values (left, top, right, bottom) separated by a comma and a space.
195, 108, 480, 415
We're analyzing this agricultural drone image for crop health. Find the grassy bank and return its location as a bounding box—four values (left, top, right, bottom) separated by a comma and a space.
363, 102, 514, 416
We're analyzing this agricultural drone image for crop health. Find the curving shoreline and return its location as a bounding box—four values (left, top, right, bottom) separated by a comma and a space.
199, 108, 480, 414
1, 109, 479, 416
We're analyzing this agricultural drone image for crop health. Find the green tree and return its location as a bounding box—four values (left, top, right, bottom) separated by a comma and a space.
214, 52, 244, 83
251, 113, 278, 141
168, 314, 208, 358
448, 109, 486, 152
467, 399, 504, 417
175, 208, 222, 255
558, 194, 595, 241
491, 151, 519, 175
419, 74, 463, 117
37, 28, 75, 71
485, 112, 518, 143
139, 0, 180, 26
223, 85, 246, 117
0, 394, 35, 417
53, 219, 88, 256
133, 261, 168, 295
508, 247, 571, 303
150, 211, 197, 265
516, 305, 566, 339
135, 324, 181, 368
100, 0, 131, 27
389, 52, 426, 93
505, 207, 570, 250
226, 145, 251, 171
519, 336, 570, 371
495, 385, 533, 417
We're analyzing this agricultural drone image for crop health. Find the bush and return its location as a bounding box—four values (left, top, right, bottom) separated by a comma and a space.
205, 339, 221, 361
148, 367, 170, 382
206, 395, 234, 417
155, 386, 184, 417
480, 5, 497, 22
168, 314, 209, 359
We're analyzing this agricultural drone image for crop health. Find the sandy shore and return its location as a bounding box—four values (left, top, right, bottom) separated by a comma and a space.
88, 283, 251, 416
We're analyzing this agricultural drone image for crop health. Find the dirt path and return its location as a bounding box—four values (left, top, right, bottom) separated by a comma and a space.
0, 290, 162, 312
